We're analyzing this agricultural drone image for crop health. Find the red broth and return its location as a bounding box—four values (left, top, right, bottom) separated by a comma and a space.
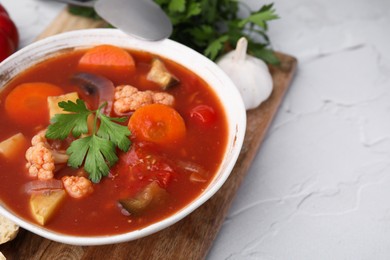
0, 47, 228, 236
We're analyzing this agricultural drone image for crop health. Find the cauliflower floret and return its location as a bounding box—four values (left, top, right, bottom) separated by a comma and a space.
25, 130, 69, 180
152, 92, 175, 106
114, 85, 174, 115
62, 176, 93, 199
31, 131, 47, 146
25, 142, 55, 180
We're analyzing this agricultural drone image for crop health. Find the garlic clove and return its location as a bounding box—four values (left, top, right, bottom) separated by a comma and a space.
217, 37, 273, 110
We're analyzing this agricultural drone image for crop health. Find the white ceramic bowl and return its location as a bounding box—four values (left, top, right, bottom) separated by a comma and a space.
0, 29, 246, 245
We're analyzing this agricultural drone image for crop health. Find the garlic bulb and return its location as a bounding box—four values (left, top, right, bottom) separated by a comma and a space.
217, 37, 273, 110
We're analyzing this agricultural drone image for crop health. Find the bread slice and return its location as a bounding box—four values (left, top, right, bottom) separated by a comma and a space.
0, 214, 19, 244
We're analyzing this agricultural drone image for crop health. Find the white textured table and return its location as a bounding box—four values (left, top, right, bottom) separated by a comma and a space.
2, 0, 390, 259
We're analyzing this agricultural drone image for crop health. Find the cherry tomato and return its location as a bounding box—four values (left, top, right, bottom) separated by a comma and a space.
189, 104, 217, 126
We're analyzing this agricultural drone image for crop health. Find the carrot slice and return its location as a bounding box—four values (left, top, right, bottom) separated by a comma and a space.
5, 82, 64, 126
128, 104, 186, 145
78, 45, 135, 82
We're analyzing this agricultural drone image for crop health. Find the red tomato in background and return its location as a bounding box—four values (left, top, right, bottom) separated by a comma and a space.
0, 4, 8, 15
0, 29, 13, 62
0, 4, 19, 62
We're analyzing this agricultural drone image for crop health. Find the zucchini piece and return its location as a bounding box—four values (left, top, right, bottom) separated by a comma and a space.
147, 58, 179, 90
29, 189, 66, 225
119, 181, 168, 215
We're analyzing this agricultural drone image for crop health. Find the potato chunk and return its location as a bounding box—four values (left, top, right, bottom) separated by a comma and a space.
47, 92, 79, 119
29, 189, 66, 225
0, 133, 27, 160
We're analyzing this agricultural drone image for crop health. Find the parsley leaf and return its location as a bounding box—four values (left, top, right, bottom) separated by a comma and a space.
68, 5, 101, 20
67, 135, 117, 183
98, 114, 131, 152
46, 99, 132, 183
238, 5, 279, 29
204, 35, 229, 61
168, 0, 186, 13
46, 100, 91, 140
66, 136, 91, 168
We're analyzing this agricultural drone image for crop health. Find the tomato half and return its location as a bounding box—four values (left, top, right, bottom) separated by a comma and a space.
189, 104, 217, 127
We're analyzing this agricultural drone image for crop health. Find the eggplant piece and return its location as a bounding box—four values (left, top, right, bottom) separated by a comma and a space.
72, 72, 115, 115
147, 58, 179, 90
119, 181, 168, 215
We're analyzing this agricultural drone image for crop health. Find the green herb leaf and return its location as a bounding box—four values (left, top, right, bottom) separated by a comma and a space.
46, 100, 91, 140
46, 99, 131, 183
186, 2, 202, 18
66, 135, 92, 169
204, 35, 229, 61
98, 114, 131, 152
68, 5, 101, 20
67, 135, 118, 183
238, 5, 279, 29
168, 0, 186, 13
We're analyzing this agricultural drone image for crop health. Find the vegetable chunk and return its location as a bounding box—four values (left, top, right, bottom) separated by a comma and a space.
5, 82, 64, 126
147, 58, 179, 89
119, 181, 168, 215
47, 92, 79, 119
62, 176, 93, 199
29, 189, 66, 225
78, 44, 135, 81
114, 85, 174, 115
128, 104, 186, 145
0, 133, 27, 160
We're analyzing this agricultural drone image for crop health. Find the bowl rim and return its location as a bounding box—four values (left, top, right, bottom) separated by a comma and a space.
0, 28, 246, 245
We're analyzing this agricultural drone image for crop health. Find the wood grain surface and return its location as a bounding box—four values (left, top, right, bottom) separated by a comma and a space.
0, 9, 297, 260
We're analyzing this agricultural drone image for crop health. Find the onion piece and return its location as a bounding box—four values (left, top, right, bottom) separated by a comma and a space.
52, 150, 69, 164
24, 179, 64, 194
189, 172, 207, 183
174, 159, 209, 183
175, 159, 207, 174
72, 72, 115, 115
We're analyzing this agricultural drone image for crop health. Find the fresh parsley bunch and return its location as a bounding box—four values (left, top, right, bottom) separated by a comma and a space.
69, 0, 279, 64
155, 0, 279, 64
46, 100, 131, 183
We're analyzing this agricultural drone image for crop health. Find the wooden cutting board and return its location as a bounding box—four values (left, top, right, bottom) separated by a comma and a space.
0, 9, 297, 260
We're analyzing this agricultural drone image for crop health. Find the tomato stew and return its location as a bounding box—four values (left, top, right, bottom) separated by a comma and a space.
0, 46, 228, 236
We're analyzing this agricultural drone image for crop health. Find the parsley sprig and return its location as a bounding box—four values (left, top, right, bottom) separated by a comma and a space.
156, 0, 279, 63
46, 99, 131, 183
